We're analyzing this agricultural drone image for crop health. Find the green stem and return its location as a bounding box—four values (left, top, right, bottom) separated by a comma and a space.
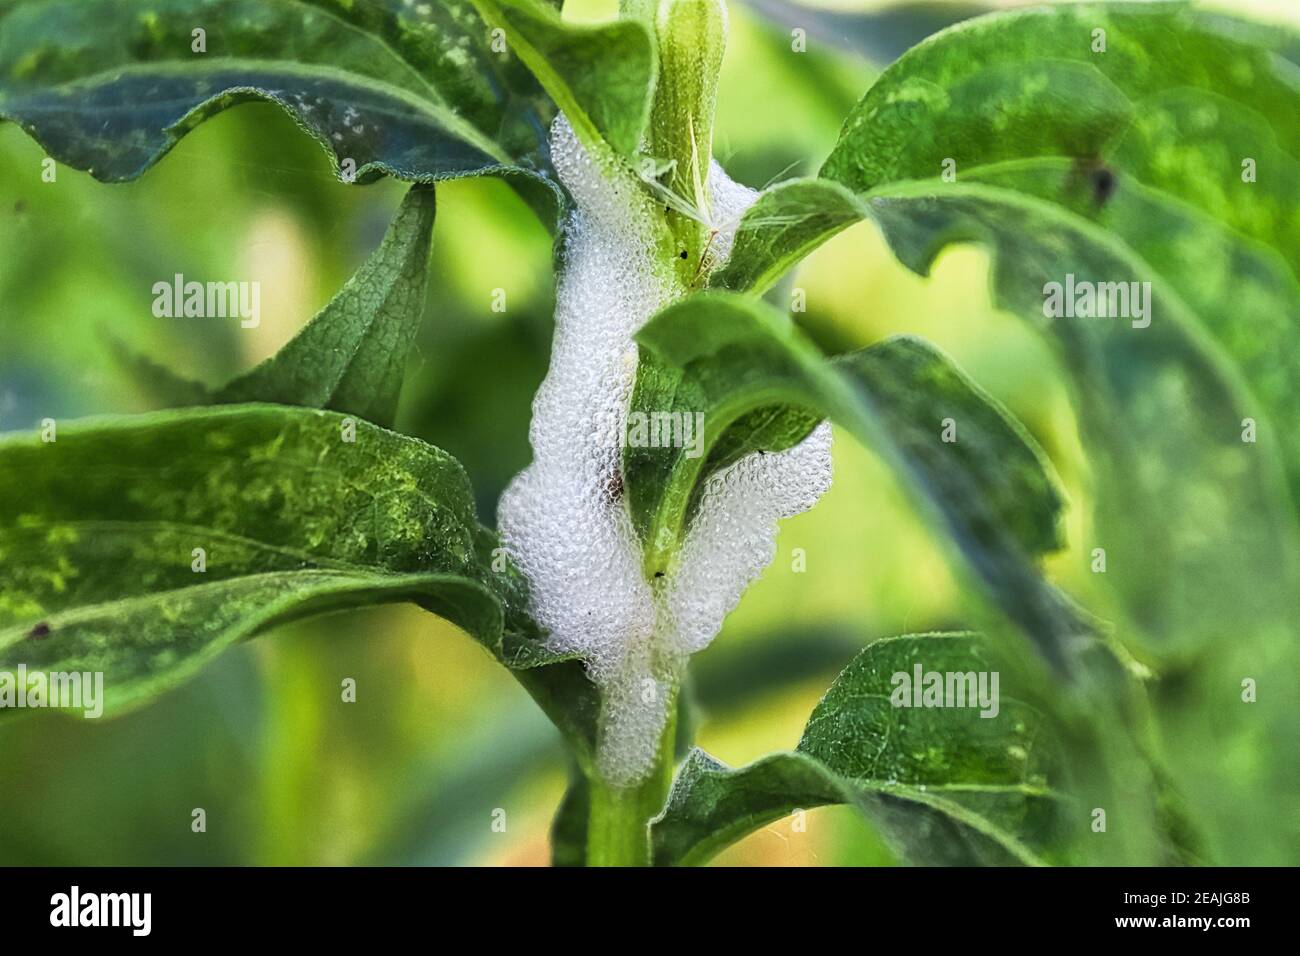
586, 705, 677, 866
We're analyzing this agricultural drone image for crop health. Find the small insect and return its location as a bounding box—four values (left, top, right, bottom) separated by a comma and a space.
26, 621, 51, 641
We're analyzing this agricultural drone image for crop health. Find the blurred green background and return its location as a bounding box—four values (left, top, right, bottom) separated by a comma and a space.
1, 0, 1297, 866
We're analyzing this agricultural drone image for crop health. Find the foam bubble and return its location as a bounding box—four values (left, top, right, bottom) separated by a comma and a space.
666, 421, 833, 654
498, 117, 833, 787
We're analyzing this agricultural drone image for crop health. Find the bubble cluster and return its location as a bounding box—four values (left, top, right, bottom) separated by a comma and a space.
666, 421, 833, 654
498, 117, 833, 787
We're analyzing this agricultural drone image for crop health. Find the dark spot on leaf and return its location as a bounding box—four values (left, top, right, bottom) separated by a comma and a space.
654, 571, 664, 578
26, 622, 51, 641
1070, 157, 1118, 208
14, 199, 27, 214
679, 250, 688, 260
1091, 166, 1117, 206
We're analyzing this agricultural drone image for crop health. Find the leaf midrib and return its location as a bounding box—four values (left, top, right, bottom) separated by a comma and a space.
0, 567, 486, 642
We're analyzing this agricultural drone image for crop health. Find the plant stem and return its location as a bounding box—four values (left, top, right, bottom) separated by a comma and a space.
586, 705, 677, 866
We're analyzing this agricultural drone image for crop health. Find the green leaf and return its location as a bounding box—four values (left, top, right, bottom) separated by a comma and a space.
651, 632, 1073, 866
0, 0, 560, 209
965, 157, 1300, 505
710, 177, 867, 294
629, 291, 1088, 670
0, 401, 604, 758
111, 183, 437, 429
821, 3, 1299, 258
819, 1, 1300, 496
918, 182, 1296, 653
722, 1, 1300, 305
214, 184, 437, 427
712, 2, 1300, 652
0, 404, 502, 714
470, 0, 656, 158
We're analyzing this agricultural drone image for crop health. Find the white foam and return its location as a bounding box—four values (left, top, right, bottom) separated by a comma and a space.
498, 117, 833, 787
665, 421, 833, 654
